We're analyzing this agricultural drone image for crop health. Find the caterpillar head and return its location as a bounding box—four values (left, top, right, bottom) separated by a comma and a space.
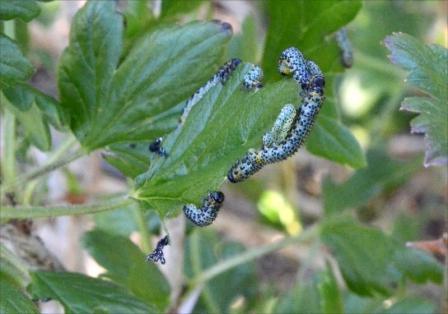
279, 47, 310, 88
243, 64, 264, 90
209, 191, 225, 204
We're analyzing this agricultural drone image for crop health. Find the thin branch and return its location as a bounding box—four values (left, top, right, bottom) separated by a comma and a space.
0, 196, 133, 220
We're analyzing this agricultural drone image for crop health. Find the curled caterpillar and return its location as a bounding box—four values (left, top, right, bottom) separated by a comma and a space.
243, 64, 264, 90
227, 48, 325, 183
146, 235, 169, 264
278, 47, 310, 88
149, 137, 168, 157
335, 28, 353, 68
183, 191, 225, 227
179, 58, 241, 126
263, 104, 297, 147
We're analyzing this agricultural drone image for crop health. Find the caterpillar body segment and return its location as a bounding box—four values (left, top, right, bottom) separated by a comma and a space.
183, 191, 225, 227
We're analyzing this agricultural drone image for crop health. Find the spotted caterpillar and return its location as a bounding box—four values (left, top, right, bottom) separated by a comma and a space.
183, 191, 225, 227
227, 48, 325, 183
335, 28, 353, 68
146, 235, 169, 264
263, 104, 297, 147
179, 58, 241, 126
243, 64, 264, 90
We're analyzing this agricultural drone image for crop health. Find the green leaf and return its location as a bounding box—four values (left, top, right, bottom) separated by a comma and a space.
321, 218, 443, 297
58, 1, 232, 152
104, 142, 152, 178
0, 280, 38, 314
323, 149, 421, 215
307, 113, 366, 169
161, 0, 204, 18
385, 33, 448, 167
318, 265, 344, 314
227, 15, 259, 63
30, 271, 154, 314
0, 244, 30, 288
381, 297, 435, 314
2, 93, 51, 151
0, 0, 40, 22
81, 229, 170, 311
0, 34, 34, 88
185, 229, 256, 313
274, 278, 321, 314
134, 64, 298, 214
262, 0, 362, 80
93, 207, 139, 237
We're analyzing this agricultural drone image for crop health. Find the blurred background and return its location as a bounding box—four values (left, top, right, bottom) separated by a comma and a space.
1, 0, 447, 313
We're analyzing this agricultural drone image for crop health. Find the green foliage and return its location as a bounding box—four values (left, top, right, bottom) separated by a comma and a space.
184, 229, 256, 313
134, 67, 298, 214
274, 277, 321, 314
0, 280, 39, 314
161, 0, 204, 18
58, 1, 232, 151
323, 149, 421, 215
0, 34, 33, 88
321, 218, 442, 296
385, 33, 448, 167
0, 0, 40, 22
30, 271, 154, 314
318, 265, 344, 314
82, 229, 170, 311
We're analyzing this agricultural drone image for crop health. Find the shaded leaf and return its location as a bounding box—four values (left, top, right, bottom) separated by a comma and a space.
30, 271, 154, 314
0, 0, 40, 22
161, 0, 204, 18
318, 265, 344, 314
385, 33, 448, 166
104, 142, 151, 178
274, 278, 321, 314
321, 218, 442, 297
262, 0, 362, 80
0, 280, 38, 314
323, 149, 421, 215
134, 64, 298, 214
0, 34, 34, 88
227, 15, 259, 63
184, 229, 256, 313
58, 1, 232, 151
82, 229, 170, 310
307, 113, 366, 169
0, 244, 30, 288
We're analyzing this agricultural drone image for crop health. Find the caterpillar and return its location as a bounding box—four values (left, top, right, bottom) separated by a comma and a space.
227, 48, 325, 183
243, 64, 264, 90
183, 191, 225, 227
179, 58, 241, 126
146, 235, 169, 264
335, 28, 353, 68
148, 137, 168, 157
278, 47, 310, 88
263, 104, 297, 147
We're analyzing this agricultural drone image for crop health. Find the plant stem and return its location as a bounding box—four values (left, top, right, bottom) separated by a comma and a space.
0, 196, 133, 220
1, 110, 16, 193
3, 146, 85, 193
189, 225, 319, 287
134, 206, 151, 253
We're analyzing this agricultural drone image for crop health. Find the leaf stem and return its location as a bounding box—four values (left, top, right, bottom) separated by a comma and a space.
189, 225, 319, 287
134, 206, 151, 253
0, 196, 133, 220
1, 110, 17, 193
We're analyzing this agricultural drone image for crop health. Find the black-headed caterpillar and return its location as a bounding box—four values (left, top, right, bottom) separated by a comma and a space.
179, 58, 241, 126
243, 64, 264, 90
183, 191, 225, 227
335, 28, 353, 68
146, 235, 169, 264
278, 47, 310, 88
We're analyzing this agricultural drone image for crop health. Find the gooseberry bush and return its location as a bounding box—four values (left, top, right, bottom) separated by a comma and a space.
0, 1, 446, 313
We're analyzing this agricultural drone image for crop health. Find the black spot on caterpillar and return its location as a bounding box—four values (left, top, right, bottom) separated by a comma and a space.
243, 64, 263, 90
183, 191, 225, 227
335, 28, 353, 68
146, 235, 169, 264
179, 58, 241, 126
149, 137, 168, 157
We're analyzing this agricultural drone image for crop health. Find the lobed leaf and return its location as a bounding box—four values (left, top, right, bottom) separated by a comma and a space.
30, 271, 154, 314
0, 34, 34, 88
58, 1, 233, 152
81, 229, 170, 311
134, 64, 298, 214
321, 218, 442, 296
385, 33, 448, 166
